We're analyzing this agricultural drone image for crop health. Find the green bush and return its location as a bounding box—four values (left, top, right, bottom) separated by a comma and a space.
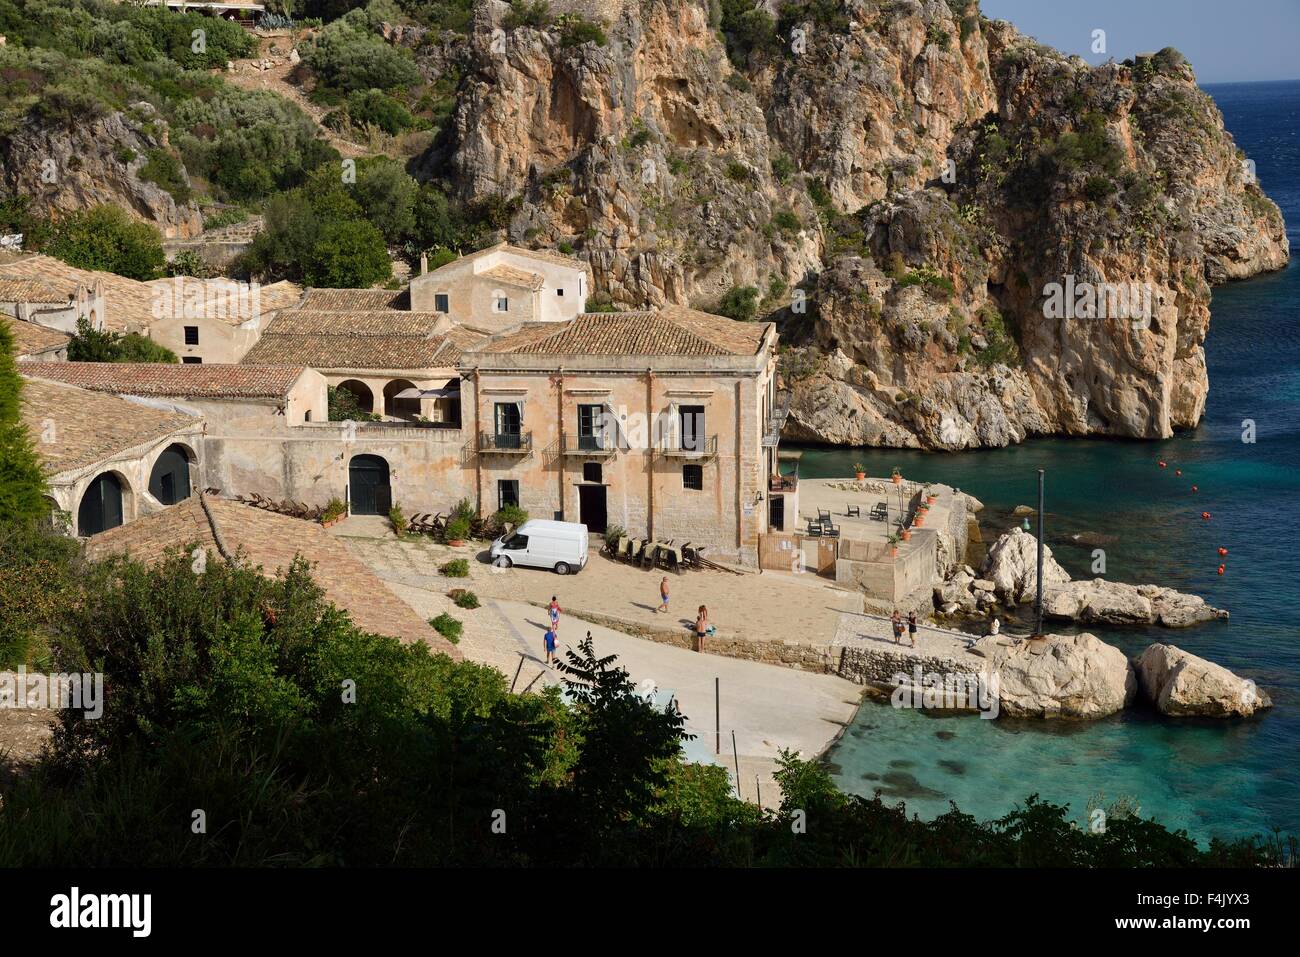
503, 0, 553, 29
495, 504, 528, 528
716, 284, 760, 321
0, 324, 52, 529
66, 318, 178, 363
443, 519, 471, 546
440, 557, 470, 578
388, 504, 407, 537
557, 15, 606, 48
47, 206, 165, 280
451, 589, 480, 610
337, 88, 417, 134
305, 16, 421, 93
429, 612, 462, 642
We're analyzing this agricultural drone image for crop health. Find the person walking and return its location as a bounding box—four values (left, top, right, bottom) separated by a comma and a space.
658, 577, 670, 614
549, 595, 561, 629
907, 610, 918, 649
543, 623, 558, 665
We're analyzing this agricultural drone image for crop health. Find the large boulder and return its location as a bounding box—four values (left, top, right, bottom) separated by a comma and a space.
1044, 579, 1228, 627
1134, 644, 1271, 717
980, 527, 1070, 603
972, 632, 1136, 719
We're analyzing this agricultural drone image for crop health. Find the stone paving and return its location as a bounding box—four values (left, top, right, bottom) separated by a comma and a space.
831, 610, 984, 664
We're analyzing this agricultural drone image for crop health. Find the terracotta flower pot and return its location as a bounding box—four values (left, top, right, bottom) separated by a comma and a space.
855, 471, 865, 481
901, 529, 912, 541
913, 515, 925, 527
448, 539, 467, 547
892, 474, 902, 485
890, 546, 899, 558
927, 495, 937, 505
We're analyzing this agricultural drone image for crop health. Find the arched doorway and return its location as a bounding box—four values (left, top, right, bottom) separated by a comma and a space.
149, 443, 193, 505
78, 472, 124, 535
348, 454, 391, 516
383, 379, 421, 420
336, 379, 374, 415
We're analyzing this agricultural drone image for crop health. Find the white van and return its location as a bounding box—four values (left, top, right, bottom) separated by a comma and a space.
489, 519, 589, 575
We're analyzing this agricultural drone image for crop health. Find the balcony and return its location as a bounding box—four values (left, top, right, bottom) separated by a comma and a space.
762, 389, 793, 448
478, 430, 533, 454
656, 434, 718, 459
559, 435, 618, 456
770, 472, 798, 493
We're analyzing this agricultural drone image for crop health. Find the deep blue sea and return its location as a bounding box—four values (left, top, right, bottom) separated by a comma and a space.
809, 80, 1300, 843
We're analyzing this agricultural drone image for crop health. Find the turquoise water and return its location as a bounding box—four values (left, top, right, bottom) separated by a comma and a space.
813, 80, 1300, 842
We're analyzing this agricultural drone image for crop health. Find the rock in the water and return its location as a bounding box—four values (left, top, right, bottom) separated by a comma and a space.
1135, 644, 1271, 717
972, 632, 1136, 719
980, 528, 1070, 603
1044, 579, 1227, 627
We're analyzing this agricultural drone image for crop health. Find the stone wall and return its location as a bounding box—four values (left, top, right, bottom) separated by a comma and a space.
834, 644, 983, 694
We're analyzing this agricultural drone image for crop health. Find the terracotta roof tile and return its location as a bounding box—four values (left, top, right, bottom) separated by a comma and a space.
0, 277, 68, 304
21, 362, 308, 400
3, 317, 69, 357
262, 309, 442, 337
428, 241, 592, 278
479, 307, 769, 358
84, 498, 460, 657
20, 376, 200, 475
298, 288, 409, 310
242, 310, 462, 370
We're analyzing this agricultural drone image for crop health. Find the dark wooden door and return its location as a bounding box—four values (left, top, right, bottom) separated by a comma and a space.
349, 455, 391, 516
149, 444, 192, 505
78, 472, 123, 535
578, 484, 607, 534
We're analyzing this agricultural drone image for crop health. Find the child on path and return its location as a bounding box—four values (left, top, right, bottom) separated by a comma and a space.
544, 624, 558, 665
658, 577, 670, 614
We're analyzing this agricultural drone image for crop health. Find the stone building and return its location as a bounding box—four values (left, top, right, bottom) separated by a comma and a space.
242, 309, 482, 424
0, 275, 105, 333
20, 376, 206, 536
409, 243, 591, 333
3, 316, 69, 361
458, 307, 787, 565
145, 277, 302, 364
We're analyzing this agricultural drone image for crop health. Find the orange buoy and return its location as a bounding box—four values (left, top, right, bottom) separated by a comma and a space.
1218, 547, 1228, 557
1218, 565, 1226, 575
1191, 485, 1198, 492
1159, 460, 1167, 468
1201, 511, 1211, 520
1176, 469, 1183, 476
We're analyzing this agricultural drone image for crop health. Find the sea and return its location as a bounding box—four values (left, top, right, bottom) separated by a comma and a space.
803, 79, 1300, 843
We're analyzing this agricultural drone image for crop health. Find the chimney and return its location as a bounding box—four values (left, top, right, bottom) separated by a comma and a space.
419, 252, 428, 276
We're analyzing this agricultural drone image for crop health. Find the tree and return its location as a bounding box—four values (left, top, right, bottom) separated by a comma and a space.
46, 206, 165, 280
66, 318, 178, 363
716, 284, 760, 321
0, 320, 49, 523
304, 219, 392, 288
353, 158, 418, 243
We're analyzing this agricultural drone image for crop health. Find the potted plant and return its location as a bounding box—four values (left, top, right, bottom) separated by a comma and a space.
891, 467, 902, 485
320, 497, 346, 528
926, 487, 938, 505
853, 462, 866, 482
901, 526, 912, 541
445, 515, 471, 547
886, 533, 900, 558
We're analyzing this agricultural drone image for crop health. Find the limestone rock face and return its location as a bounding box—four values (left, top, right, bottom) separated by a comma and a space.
1044, 579, 1228, 626
973, 632, 1136, 719
0, 109, 202, 239
1135, 643, 1272, 717
980, 527, 1069, 603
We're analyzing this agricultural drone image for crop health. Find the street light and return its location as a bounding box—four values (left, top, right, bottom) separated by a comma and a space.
1033, 468, 1045, 638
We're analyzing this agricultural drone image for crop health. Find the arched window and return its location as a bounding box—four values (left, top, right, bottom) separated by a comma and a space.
336, 379, 374, 415
149, 443, 193, 506
383, 379, 421, 420
78, 472, 125, 535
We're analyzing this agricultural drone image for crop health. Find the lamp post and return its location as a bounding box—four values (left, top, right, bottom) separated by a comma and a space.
1034, 468, 1045, 638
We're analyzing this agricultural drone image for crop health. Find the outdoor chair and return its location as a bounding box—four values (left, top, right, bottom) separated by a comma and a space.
806, 519, 823, 537
817, 509, 832, 524
846, 505, 861, 518
870, 502, 888, 521
822, 523, 841, 538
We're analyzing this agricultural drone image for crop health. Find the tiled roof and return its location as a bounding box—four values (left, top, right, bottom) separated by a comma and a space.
19, 376, 199, 475
142, 277, 304, 326
84, 497, 459, 657
0, 254, 150, 332
481, 264, 545, 291
243, 309, 463, 370
480, 307, 770, 358
0, 277, 68, 304
3, 317, 69, 357
297, 288, 408, 310
262, 309, 443, 337
428, 241, 592, 278
20, 362, 308, 400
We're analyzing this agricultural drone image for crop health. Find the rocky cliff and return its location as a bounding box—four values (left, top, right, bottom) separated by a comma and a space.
422, 0, 1287, 448
0, 104, 202, 240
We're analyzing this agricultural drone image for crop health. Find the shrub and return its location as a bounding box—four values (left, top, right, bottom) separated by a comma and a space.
603, 524, 626, 548
451, 589, 480, 610
139, 148, 191, 204
429, 612, 462, 642
47, 206, 165, 280
320, 498, 346, 523
388, 505, 406, 537
452, 498, 476, 521
557, 15, 606, 47
495, 504, 528, 528
503, 0, 553, 29
0, 324, 52, 526
440, 558, 470, 578
306, 18, 420, 93
301, 219, 392, 289
770, 154, 794, 184
66, 319, 177, 363
716, 284, 760, 322
340, 88, 417, 135
444, 518, 471, 544
771, 209, 800, 233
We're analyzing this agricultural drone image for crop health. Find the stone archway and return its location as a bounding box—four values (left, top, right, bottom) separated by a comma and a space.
336, 379, 374, 415
149, 442, 195, 506
78, 472, 126, 535
348, 454, 391, 516
383, 379, 421, 420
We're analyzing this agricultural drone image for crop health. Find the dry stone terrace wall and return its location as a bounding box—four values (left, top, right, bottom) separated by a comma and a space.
835, 645, 983, 696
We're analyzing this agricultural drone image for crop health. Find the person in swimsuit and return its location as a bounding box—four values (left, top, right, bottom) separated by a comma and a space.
549, 596, 561, 628
658, 577, 670, 614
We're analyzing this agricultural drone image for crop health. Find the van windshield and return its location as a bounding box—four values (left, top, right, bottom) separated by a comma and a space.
504, 534, 528, 549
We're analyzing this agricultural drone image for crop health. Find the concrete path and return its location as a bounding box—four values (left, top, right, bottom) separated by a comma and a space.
833, 610, 985, 666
